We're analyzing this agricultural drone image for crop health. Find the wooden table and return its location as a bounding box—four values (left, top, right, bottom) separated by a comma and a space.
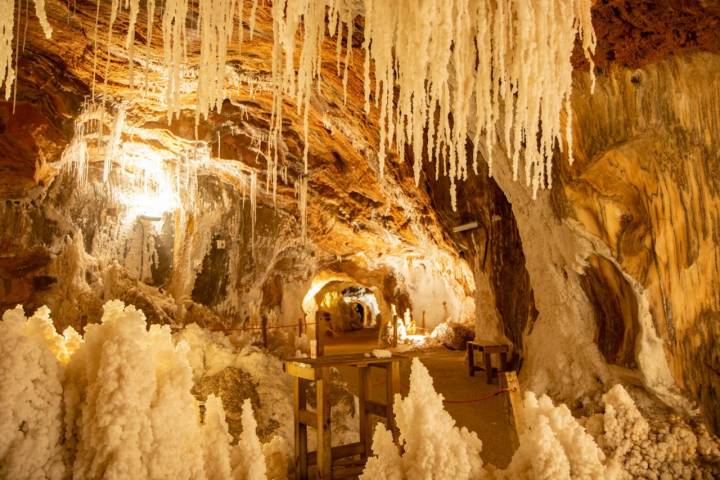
283, 353, 404, 479
467, 341, 510, 384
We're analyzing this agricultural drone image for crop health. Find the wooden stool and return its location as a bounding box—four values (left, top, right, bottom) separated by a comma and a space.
284, 353, 403, 479
467, 341, 509, 384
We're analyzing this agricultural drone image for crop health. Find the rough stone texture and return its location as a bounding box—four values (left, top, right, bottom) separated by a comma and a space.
562, 52, 720, 432
580, 254, 639, 368
193, 367, 262, 441
582, 0, 720, 70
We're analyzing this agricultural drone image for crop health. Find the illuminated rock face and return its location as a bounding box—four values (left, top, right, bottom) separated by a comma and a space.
563, 52, 720, 433
0, 0, 719, 434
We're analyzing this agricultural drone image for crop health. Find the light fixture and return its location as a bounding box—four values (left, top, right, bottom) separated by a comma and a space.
453, 221, 480, 233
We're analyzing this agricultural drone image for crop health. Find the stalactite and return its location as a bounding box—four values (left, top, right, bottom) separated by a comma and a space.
124, 0, 140, 89
297, 175, 308, 243
102, 103, 126, 182
91, 0, 100, 102
9, 0, 595, 221
196, 0, 236, 124
144, 0, 156, 93
248, 0, 259, 40
249, 169, 257, 257
162, 0, 190, 122
32, 0, 52, 39
269, 0, 596, 208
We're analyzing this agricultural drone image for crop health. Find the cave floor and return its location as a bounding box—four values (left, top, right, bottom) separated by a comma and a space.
326, 331, 514, 468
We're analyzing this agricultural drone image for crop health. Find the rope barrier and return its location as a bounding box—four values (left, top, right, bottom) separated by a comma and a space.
372, 378, 510, 404
206, 322, 316, 333
171, 322, 316, 333
442, 388, 511, 404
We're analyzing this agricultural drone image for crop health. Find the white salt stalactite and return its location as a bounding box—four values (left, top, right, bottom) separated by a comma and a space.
5, 0, 595, 214
0, 0, 52, 101
249, 169, 257, 258
196, 0, 236, 124
144, 0, 156, 94
297, 175, 308, 244
162, 0, 190, 122
248, 0, 259, 40
269, 0, 596, 209
102, 104, 126, 182
32, 0, 52, 39
90, 0, 101, 102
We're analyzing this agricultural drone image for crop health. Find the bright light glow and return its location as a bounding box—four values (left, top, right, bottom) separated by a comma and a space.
393, 307, 430, 346
114, 143, 179, 224
62, 103, 207, 228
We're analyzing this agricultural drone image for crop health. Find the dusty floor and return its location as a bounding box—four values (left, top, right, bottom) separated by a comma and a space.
325, 328, 514, 468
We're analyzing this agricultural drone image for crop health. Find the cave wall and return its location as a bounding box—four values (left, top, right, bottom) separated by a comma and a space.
560, 51, 720, 430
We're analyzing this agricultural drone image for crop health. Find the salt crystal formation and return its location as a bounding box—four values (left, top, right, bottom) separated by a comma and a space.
0, 301, 276, 480
363, 359, 720, 480
2, 0, 596, 208
361, 357, 484, 480
271, 0, 596, 207
601, 385, 720, 479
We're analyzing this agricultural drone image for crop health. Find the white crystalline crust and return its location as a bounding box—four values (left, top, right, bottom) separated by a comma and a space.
0, 306, 67, 480
270, 0, 596, 208
3, 302, 717, 480
362, 358, 720, 480
360, 357, 485, 480
599, 385, 719, 479
4, 0, 595, 209
0, 301, 276, 480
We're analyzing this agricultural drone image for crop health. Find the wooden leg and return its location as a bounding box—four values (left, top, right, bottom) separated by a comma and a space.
316, 368, 332, 479
500, 351, 508, 372
294, 377, 308, 480
386, 361, 401, 441
467, 343, 475, 377
358, 366, 371, 459
484, 352, 493, 384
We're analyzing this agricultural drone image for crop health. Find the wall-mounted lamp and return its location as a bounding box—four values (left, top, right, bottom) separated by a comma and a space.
453, 221, 480, 233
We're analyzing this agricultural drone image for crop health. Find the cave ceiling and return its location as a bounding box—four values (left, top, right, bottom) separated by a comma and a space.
2, 0, 717, 260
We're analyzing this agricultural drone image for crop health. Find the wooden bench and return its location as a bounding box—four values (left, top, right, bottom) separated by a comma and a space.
467, 341, 510, 384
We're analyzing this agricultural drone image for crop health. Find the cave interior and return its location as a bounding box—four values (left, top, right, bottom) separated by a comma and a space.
1, 0, 720, 479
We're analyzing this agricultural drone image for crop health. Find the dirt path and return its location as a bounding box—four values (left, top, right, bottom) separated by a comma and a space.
325, 333, 514, 468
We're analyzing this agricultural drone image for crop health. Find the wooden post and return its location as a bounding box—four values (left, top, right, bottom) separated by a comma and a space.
261, 315, 268, 348
294, 377, 308, 479
315, 311, 326, 357
316, 368, 332, 479
500, 350, 509, 372
484, 351, 493, 384
358, 366, 371, 459
386, 361, 401, 441
501, 371, 524, 451
467, 342, 475, 377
